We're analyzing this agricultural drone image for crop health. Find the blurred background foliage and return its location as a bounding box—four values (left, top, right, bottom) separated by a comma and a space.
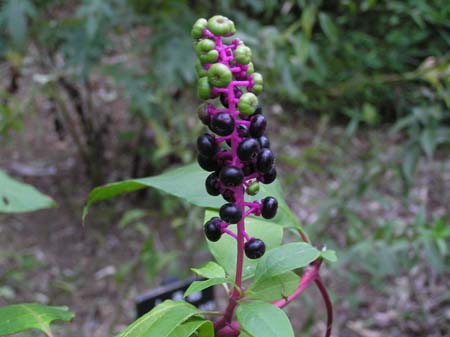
0, 0, 449, 336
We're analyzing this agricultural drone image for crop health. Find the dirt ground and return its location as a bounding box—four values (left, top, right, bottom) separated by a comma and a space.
0, 107, 449, 337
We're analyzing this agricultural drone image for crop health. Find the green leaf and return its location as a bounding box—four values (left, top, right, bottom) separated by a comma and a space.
167, 317, 214, 337
115, 300, 201, 337
253, 242, 320, 284
83, 163, 221, 222
83, 163, 304, 234
205, 210, 283, 279
191, 261, 226, 279
318, 12, 338, 42
420, 128, 437, 159
246, 272, 300, 302
184, 278, 229, 298
0, 303, 74, 336
0, 170, 56, 213
236, 301, 294, 337
321, 249, 338, 262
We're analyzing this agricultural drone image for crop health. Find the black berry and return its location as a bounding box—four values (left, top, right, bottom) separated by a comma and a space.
197, 104, 210, 125
219, 203, 242, 224
261, 196, 278, 219
257, 148, 275, 173
260, 167, 277, 184
258, 135, 270, 149
253, 105, 262, 115
237, 138, 260, 162
243, 162, 256, 176
245, 238, 266, 259
204, 217, 222, 242
205, 172, 221, 196
219, 166, 244, 187
249, 114, 267, 138
198, 154, 219, 172
237, 124, 249, 138
197, 133, 217, 157
211, 112, 235, 136
220, 87, 242, 108
222, 188, 236, 202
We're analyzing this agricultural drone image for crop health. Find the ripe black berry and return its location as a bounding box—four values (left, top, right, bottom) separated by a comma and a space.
197, 104, 210, 125
222, 188, 236, 202
258, 135, 270, 149
226, 124, 249, 147
205, 172, 221, 196
249, 114, 267, 138
219, 166, 244, 187
253, 105, 262, 115
243, 162, 256, 176
211, 112, 235, 136
237, 138, 260, 162
237, 124, 249, 138
256, 148, 275, 173
197, 133, 217, 157
220, 87, 242, 108
260, 167, 277, 184
198, 154, 219, 172
219, 203, 242, 224
261, 196, 278, 219
204, 217, 222, 242
245, 238, 266, 259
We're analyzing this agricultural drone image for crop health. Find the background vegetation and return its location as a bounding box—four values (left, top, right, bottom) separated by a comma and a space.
0, 1, 449, 336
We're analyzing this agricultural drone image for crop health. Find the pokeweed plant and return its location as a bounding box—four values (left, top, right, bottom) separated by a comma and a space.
82, 15, 335, 337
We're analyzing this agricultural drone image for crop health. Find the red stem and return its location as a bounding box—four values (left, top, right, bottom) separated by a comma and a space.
315, 277, 333, 337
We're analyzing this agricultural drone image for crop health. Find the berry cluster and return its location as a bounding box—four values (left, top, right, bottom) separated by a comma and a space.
192, 15, 278, 260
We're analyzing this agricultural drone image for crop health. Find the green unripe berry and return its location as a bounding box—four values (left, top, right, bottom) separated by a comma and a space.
247, 62, 254, 74
208, 15, 234, 36
191, 18, 207, 39
247, 182, 260, 196
251, 72, 263, 95
197, 77, 212, 99
235, 45, 252, 64
238, 92, 259, 115
195, 59, 208, 77
196, 39, 219, 64
208, 63, 232, 88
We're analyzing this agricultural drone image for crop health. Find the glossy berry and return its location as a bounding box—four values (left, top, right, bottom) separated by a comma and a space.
198, 154, 219, 172
259, 166, 277, 184
257, 148, 275, 174
220, 87, 242, 108
204, 217, 222, 242
205, 172, 221, 196
219, 203, 242, 224
197, 104, 210, 125
243, 162, 256, 176
258, 135, 270, 149
226, 124, 248, 147
250, 114, 267, 138
237, 138, 260, 162
197, 134, 217, 157
245, 238, 266, 259
261, 196, 278, 219
222, 189, 236, 202
219, 166, 244, 187
253, 105, 262, 115
211, 112, 235, 136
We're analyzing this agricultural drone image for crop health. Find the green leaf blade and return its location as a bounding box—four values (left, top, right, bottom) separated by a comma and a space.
253, 242, 320, 284
184, 278, 228, 298
0, 170, 56, 213
0, 303, 74, 336
236, 301, 294, 337
115, 300, 200, 337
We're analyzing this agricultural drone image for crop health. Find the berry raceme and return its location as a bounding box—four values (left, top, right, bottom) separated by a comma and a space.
193, 16, 279, 259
